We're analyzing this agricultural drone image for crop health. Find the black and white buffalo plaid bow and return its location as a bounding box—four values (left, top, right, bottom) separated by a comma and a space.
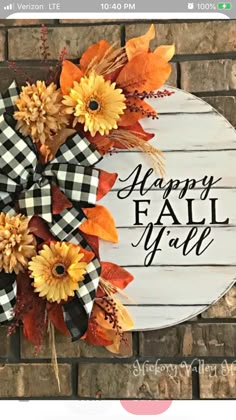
0, 82, 103, 339
0, 113, 102, 239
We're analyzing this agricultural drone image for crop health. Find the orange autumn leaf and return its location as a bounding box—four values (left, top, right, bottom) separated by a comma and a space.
113, 121, 155, 149
51, 185, 72, 214
113, 298, 134, 331
47, 303, 70, 337
128, 121, 155, 141
90, 303, 111, 331
74, 124, 114, 154
81, 232, 99, 258
101, 261, 134, 290
84, 319, 113, 347
93, 299, 134, 332
60, 60, 83, 95
104, 66, 123, 83
154, 44, 175, 62
38, 144, 51, 164
118, 106, 141, 126
119, 97, 157, 126
75, 245, 94, 264
80, 205, 118, 243
126, 24, 156, 61
29, 216, 55, 242
17, 272, 47, 346
39, 129, 76, 163
116, 52, 171, 93
80, 40, 111, 72
45, 128, 77, 162
29, 186, 73, 241
105, 332, 122, 353
97, 170, 118, 201
22, 303, 46, 346
85, 131, 114, 155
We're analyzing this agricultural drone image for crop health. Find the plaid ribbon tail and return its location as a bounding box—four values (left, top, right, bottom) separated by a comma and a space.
0, 272, 17, 323
61, 230, 101, 340
62, 298, 88, 341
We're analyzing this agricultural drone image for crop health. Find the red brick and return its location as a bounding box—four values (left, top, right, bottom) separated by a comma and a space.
167, 63, 177, 86
139, 324, 236, 357
8, 26, 121, 60
0, 327, 13, 358
0, 364, 71, 397
200, 364, 236, 398
181, 60, 236, 92
202, 96, 236, 129
78, 363, 192, 398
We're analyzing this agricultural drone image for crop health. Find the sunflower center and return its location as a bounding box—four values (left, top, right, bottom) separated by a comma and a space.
87, 99, 100, 112
52, 263, 66, 278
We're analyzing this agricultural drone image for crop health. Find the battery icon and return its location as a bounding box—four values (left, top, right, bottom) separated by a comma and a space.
218, 3, 232, 9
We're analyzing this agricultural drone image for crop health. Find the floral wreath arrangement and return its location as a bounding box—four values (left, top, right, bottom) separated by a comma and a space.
0, 24, 174, 384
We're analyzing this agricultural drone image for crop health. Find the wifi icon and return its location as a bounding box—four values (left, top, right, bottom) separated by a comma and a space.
4, 4, 13, 10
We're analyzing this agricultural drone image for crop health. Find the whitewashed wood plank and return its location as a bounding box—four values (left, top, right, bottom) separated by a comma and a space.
97, 151, 236, 188
125, 305, 207, 331
149, 85, 213, 114
141, 113, 236, 151
99, 227, 236, 266
100, 189, 235, 227
97, 88, 236, 330
118, 266, 235, 305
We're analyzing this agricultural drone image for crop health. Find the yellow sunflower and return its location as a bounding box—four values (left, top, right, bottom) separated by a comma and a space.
28, 242, 89, 303
63, 72, 126, 137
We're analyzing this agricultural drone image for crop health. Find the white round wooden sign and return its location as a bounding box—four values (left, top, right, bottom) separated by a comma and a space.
97, 86, 236, 330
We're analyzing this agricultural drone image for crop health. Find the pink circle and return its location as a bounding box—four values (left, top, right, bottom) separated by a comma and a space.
120, 400, 172, 415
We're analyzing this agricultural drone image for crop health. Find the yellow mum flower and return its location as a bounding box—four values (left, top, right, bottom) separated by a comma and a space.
63, 72, 126, 137
29, 242, 88, 303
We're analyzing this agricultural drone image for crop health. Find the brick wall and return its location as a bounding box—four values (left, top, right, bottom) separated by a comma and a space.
0, 19, 236, 399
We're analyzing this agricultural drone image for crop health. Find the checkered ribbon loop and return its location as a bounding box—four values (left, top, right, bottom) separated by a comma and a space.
0, 112, 102, 241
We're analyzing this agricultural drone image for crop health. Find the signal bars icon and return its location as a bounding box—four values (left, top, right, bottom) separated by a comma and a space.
4, 4, 13, 10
